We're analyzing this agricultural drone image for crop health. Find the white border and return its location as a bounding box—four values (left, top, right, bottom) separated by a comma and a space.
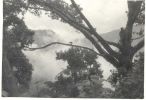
0, 0, 145, 100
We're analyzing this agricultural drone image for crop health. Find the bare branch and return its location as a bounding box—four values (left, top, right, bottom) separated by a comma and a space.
25, 41, 119, 66
24, 42, 103, 56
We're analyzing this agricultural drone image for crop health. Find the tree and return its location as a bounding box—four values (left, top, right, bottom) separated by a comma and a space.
109, 52, 144, 98
56, 47, 103, 83
24, 0, 144, 77
37, 47, 104, 98
55, 47, 103, 98
3, 0, 34, 96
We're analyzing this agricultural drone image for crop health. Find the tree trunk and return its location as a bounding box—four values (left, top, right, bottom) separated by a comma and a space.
118, 46, 133, 76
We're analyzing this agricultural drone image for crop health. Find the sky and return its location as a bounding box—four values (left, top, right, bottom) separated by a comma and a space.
23, 0, 129, 88
24, 0, 128, 40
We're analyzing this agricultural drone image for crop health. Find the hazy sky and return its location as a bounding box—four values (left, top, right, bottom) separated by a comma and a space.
23, 0, 129, 87
24, 0, 128, 40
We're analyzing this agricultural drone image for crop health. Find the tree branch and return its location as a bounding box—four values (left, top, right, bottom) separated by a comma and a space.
31, 1, 108, 55
24, 42, 103, 56
28, 0, 119, 67
106, 41, 120, 49
70, 0, 96, 33
19, 0, 119, 67
126, 1, 142, 40
132, 39, 144, 54
28, 3, 94, 39
70, 0, 119, 58
25, 41, 119, 66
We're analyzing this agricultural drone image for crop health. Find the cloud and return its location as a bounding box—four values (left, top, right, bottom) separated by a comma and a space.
23, 48, 67, 82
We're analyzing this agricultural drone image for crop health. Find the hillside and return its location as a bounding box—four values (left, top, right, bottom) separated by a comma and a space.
33, 24, 144, 48
100, 25, 144, 46
101, 30, 120, 43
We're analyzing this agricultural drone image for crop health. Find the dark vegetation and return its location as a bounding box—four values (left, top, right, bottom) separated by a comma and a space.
36, 47, 105, 97
3, 0, 34, 96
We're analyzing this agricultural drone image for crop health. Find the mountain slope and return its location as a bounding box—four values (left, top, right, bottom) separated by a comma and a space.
101, 30, 120, 43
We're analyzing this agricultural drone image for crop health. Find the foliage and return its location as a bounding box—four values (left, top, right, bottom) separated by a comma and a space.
109, 52, 144, 98
37, 47, 104, 98
29, 0, 83, 23
56, 47, 103, 81
56, 47, 99, 70
135, 1, 145, 25
7, 48, 33, 88
3, 0, 34, 89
